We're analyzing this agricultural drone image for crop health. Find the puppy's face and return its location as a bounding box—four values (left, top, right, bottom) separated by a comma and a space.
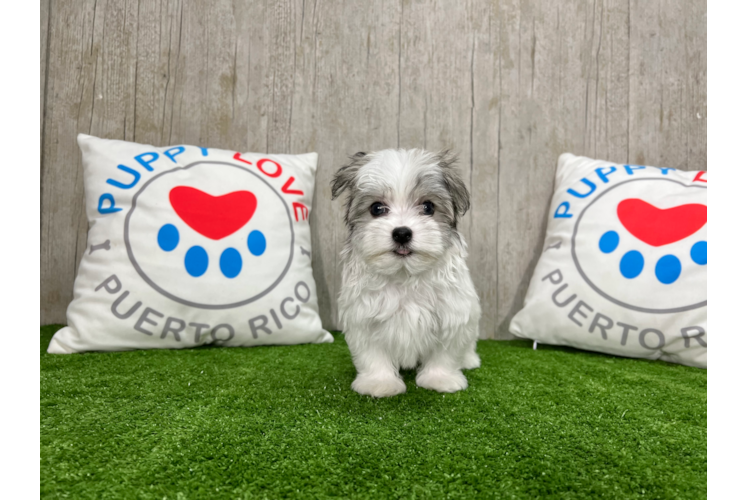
332, 149, 470, 275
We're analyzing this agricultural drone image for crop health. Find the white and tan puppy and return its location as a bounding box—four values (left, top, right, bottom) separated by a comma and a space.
331, 149, 481, 397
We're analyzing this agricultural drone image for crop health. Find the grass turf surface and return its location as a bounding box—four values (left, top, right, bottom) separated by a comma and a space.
40, 325, 706, 499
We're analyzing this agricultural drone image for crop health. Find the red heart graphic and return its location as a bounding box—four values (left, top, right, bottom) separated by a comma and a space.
169, 186, 257, 240
617, 198, 706, 247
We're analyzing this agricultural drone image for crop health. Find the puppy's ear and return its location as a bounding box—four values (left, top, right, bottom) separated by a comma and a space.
436, 150, 470, 217
331, 152, 368, 200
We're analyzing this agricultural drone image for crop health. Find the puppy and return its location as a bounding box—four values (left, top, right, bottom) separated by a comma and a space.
331, 149, 481, 398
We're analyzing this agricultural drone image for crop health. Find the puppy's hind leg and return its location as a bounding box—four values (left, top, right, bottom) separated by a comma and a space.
416, 346, 468, 393
461, 341, 481, 370
348, 338, 406, 398
458, 299, 482, 370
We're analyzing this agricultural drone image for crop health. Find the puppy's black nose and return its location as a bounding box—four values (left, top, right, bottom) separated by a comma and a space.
392, 226, 413, 244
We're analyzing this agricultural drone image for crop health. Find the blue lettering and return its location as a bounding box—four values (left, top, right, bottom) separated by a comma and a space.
98, 193, 122, 214
106, 165, 141, 189
200, 148, 209, 157
624, 165, 646, 175
164, 146, 185, 163
595, 166, 616, 184
567, 178, 596, 198
554, 202, 573, 219
134, 152, 159, 172
660, 167, 675, 175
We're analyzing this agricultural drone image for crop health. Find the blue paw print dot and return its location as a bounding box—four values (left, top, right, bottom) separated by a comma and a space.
691, 241, 707, 265
185, 246, 209, 277
599, 230, 705, 283
655, 255, 681, 284
619, 250, 644, 279
599, 231, 619, 253
247, 230, 267, 256
158, 223, 266, 278
220, 248, 243, 278
157, 224, 179, 251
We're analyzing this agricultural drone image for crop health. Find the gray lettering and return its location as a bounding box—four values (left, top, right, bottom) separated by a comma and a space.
639, 328, 665, 350
210, 324, 235, 342
552, 284, 577, 307
300, 246, 311, 258
161, 317, 186, 341
542, 269, 563, 285
249, 315, 272, 339
95, 274, 122, 294
681, 326, 707, 348
568, 300, 592, 327
588, 312, 613, 340
269, 309, 283, 329
189, 322, 211, 343
110, 291, 142, 319
280, 297, 300, 320
616, 322, 638, 346
295, 281, 311, 303
134, 307, 164, 336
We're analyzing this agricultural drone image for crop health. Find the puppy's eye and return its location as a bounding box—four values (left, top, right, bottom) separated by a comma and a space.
422, 200, 435, 216
370, 202, 388, 217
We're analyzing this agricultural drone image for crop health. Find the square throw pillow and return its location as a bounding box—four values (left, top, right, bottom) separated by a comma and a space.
509, 153, 706, 368
48, 134, 333, 353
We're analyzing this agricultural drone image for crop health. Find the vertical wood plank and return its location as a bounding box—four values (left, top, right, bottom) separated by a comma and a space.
41, 0, 50, 141
629, 0, 706, 171
684, 0, 707, 171
130, 0, 182, 147
495, 0, 564, 338
150, 0, 270, 151
266, 0, 296, 153
587, 0, 630, 163
468, 0, 500, 339
39, 0, 49, 252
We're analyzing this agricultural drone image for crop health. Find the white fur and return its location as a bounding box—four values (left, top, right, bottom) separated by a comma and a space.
335, 149, 482, 398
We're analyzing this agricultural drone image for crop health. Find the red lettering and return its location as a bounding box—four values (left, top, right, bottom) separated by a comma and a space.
257, 159, 282, 178
693, 171, 707, 183
233, 152, 252, 165
281, 177, 304, 196
293, 202, 309, 222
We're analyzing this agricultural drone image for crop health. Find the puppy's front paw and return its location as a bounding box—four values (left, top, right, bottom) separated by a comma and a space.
416, 369, 468, 393
352, 374, 406, 398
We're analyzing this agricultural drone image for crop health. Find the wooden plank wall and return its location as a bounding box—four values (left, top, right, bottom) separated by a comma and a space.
40, 0, 707, 339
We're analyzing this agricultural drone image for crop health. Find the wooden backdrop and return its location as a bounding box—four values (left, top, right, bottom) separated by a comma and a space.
40, 0, 707, 339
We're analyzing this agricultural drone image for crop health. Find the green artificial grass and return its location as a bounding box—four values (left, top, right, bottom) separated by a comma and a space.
40, 324, 706, 499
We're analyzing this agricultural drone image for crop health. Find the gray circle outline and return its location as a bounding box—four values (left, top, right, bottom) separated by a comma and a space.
571, 177, 706, 314
124, 160, 295, 309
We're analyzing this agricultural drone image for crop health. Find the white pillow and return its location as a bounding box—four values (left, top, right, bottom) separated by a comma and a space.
509, 153, 706, 368
48, 134, 333, 353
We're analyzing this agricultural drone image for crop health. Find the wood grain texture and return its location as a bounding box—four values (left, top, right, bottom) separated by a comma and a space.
40, 0, 707, 338
41, 0, 50, 140
39, 0, 49, 252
